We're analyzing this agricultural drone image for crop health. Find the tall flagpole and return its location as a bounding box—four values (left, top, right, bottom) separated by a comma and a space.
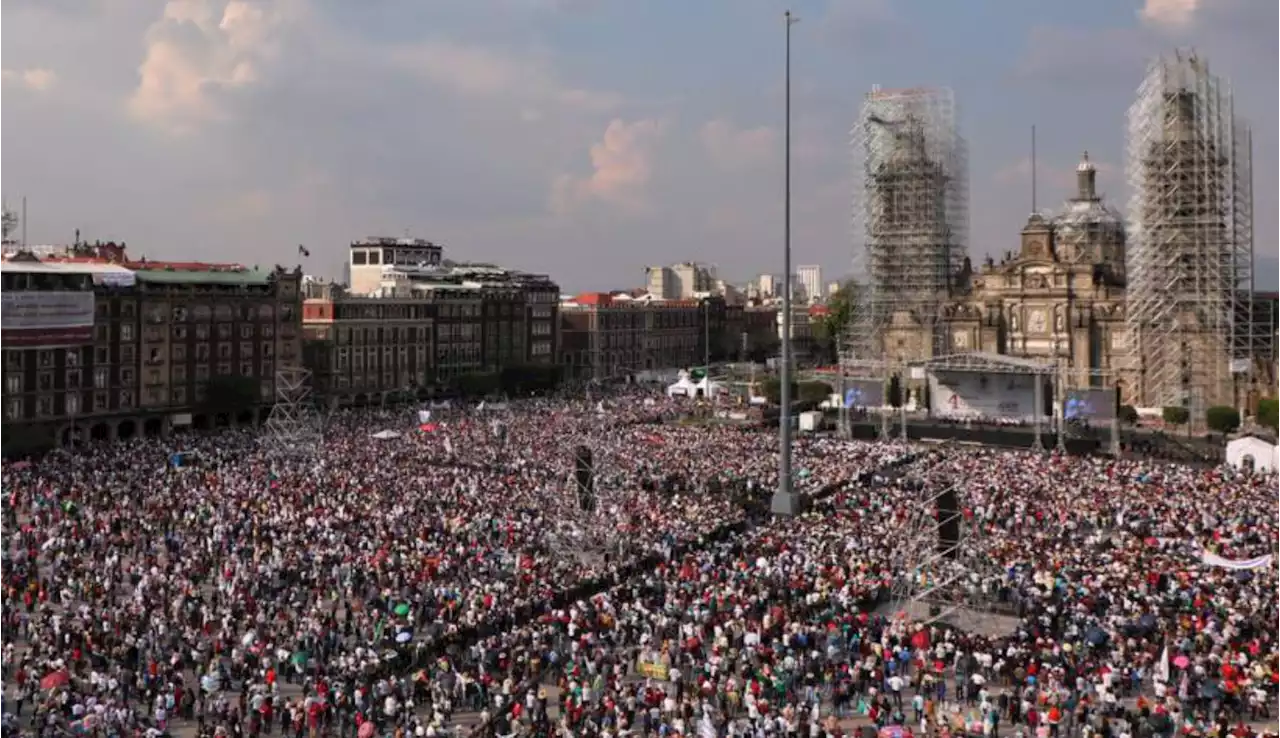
773, 10, 801, 516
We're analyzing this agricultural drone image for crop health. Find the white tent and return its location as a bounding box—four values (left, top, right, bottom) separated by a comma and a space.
695, 377, 723, 398
1225, 434, 1278, 473
667, 376, 699, 397
371, 429, 402, 440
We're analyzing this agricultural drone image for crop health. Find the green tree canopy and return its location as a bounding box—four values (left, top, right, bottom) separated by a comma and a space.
1257, 397, 1278, 430
1205, 405, 1241, 434
1161, 406, 1190, 426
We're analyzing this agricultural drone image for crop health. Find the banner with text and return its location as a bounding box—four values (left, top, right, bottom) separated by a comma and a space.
1, 291, 95, 347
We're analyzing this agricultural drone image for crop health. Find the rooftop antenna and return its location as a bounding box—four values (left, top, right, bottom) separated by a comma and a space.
21, 196, 27, 249
1031, 125, 1038, 214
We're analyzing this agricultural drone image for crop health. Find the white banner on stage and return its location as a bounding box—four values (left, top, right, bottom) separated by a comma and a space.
417, 409, 431, 424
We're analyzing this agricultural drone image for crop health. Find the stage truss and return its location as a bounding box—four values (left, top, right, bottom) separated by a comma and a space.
262, 366, 324, 457
885, 450, 1000, 626
546, 421, 641, 563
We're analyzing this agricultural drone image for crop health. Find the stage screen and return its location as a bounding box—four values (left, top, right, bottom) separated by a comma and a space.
929, 371, 1037, 419
843, 379, 884, 408
1064, 389, 1116, 421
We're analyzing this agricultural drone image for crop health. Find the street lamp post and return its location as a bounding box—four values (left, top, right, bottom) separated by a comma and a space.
772, 10, 801, 516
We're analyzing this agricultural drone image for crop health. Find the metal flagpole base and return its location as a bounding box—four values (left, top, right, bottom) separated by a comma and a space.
771, 491, 802, 516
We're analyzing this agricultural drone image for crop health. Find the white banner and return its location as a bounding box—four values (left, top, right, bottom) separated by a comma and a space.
1, 291, 95, 346
929, 371, 1038, 419
1199, 549, 1274, 570
417, 409, 431, 424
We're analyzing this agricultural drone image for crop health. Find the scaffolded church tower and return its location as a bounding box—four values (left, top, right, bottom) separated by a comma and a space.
1124, 52, 1254, 413
847, 87, 969, 363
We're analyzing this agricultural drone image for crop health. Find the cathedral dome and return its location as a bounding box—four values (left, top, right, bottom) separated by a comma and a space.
1050, 151, 1126, 267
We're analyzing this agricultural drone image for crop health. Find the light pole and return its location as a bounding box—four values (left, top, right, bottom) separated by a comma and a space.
772, 10, 801, 516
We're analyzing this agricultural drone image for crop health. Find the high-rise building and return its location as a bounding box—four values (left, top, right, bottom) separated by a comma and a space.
848, 86, 969, 362
1124, 52, 1256, 412
757, 274, 777, 299
797, 266, 822, 305
646, 263, 714, 299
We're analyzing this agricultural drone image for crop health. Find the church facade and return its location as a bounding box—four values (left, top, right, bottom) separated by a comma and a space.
882, 154, 1132, 403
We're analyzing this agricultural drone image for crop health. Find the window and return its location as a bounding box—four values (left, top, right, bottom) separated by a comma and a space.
4, 351, 21, 371
194, 384, 207, 403
94, 367, 109, 389
172, 306, 188, 322
195, 364, 210, 381
120, 302, 136, 318
120, 367, 136, 385
37, 396, 54, 416
173, 325, 188, 341
262, 342, 275, 358
38, 372, 53, 391
4, 374, 21, 393
120, 324, 135, 342
240, 324, 254, 339
217, 324, 232, 340
65, 349, 81, 368
240, 342, 254, 358
217, 362, 232, 376
262, 323, 275, 338
95, 325, 110, 342
258, 304, 275, 321
65, 370, 81, 389
172, 344, 186, 362
38, 350, 54, 369
120, 345, 136, 363
145, 305, 166, 324
214, 304, 233, 321
261, 358, 273, 375
196, 344, 210, 361
96, 302, 110, 318
5, 399, 21, 420
172, 365, 187, 383
94, 392, 108, 412
147, 369, 161, 386
195, 324, 210, 340
260, 382, 274, 399
192, 304, 211, 322
65, 392, 80, 415
352, 250, 368, 266
240, 361, 254, 376
171, 386, 186, 405
217, 344, 232, 360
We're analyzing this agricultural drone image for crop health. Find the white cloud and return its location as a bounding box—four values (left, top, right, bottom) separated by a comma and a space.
2, 68, 58, 92
389, 40, 622, 117
551, 118, 665, 215
700, 119, 776, 170
128, 0, 300, 134
1139, 0, 1201, 30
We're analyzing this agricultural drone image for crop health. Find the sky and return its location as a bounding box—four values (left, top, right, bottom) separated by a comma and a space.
2, 0, 1276, 292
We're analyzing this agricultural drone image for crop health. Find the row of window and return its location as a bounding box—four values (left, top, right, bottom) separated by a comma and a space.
3, 378, 281, 422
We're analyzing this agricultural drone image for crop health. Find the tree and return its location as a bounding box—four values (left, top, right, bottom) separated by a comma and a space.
887, 374, 903, 408
206, 375, 259, 413
1119, 405, 1139, 425
455, 372, 501, 398
499, 364, 563, 395
759, 377, 796, 405
798, 380, 833, 405
811, 281, 860, 363
1161, 406, 1190, 426
1249, 396, 1280, 432
1205, 405, 1241, 434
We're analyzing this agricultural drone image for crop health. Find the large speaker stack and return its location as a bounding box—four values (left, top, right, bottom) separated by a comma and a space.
936, 486, 960, 559
573, 446, 596, 512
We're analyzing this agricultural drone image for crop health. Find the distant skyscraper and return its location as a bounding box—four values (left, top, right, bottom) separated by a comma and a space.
797, 266, 822, 305
758, 274, 777, 299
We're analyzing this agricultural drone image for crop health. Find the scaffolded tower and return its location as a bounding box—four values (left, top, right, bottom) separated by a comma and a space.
847, 87, 969, 364
262, 365, 324, 456
1124, 52, 1254, 414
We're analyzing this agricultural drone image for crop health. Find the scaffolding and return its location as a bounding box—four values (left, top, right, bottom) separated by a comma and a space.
1124, 52, 1254, 415
262, 365, 324, 456
847, 87, 969, 365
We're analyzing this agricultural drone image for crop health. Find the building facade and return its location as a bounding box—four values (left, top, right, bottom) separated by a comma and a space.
304, 253, 559, 405
559, 293, 726, 380
645, 262, 715, 300
797, 266, 823, 305
2, 244, 303, 451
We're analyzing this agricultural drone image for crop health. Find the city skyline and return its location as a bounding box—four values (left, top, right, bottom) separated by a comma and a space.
2, 0, 1276, 291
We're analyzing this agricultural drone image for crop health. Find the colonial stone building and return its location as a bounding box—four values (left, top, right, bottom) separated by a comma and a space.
884, 153, 1133, 402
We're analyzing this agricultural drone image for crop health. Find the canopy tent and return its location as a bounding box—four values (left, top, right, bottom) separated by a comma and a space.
667, 377, 699, 397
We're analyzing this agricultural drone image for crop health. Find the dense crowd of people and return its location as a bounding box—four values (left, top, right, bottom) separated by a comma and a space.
2, 389, 1276, 738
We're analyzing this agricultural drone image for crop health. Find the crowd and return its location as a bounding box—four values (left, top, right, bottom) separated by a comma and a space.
2, 389, 1276, 738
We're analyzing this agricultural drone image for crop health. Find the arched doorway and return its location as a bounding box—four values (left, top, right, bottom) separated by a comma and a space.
143, 418, 164, 437
1242, 454, 1256, 472
214, 413, 230, 428
90, 423, 111, 442
193, 414, 211, 430
117, 420, 137, 440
